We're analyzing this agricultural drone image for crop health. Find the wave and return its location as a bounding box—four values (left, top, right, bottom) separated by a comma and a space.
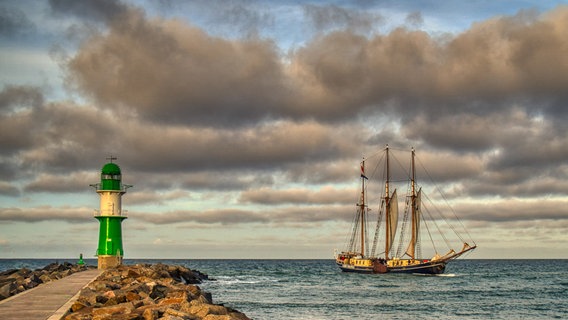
413, 273, 458, 277
214, 275, 279, 285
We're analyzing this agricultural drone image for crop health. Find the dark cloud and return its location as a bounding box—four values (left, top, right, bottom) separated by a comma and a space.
49, 0, 130, 23
180, 172, 274, 191
239, 186, 356, 205
405, 11, 424, 27
124, 189, 190, 205
66, 10, 289, 126
2, 2, 568, 249
23, 172, 97, 193
115, 120, 361, 173
285, 159, 357, 184
137, 209, 270, 225
63, 5, 568, 132
303, 4, 383, 33
0, 90, 367, 185
0, 85, 44, 113
0, 6, 35, 37
204, 0, 274, 36
0, 86, 45, 155
463, 172, 568, 198
454, 199, 568, 222
134, 205, 353, 225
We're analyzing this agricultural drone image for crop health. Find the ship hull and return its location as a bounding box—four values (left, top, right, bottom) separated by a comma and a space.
336, 260, 446, 275
336, 263, 374, 274
388, 261, 446, 274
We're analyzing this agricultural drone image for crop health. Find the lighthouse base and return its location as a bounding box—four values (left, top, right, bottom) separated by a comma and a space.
97, 255, 122, 269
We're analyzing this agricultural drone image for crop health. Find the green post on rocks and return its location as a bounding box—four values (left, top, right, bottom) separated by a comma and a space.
90, 156, 132, 269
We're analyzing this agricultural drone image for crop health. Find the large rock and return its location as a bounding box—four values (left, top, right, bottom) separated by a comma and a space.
0, 279, 17, 300
63, 264, 250, 320
0, 262, 95, 301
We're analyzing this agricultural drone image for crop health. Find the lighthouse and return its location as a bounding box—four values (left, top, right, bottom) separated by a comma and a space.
90, 157, 132, 269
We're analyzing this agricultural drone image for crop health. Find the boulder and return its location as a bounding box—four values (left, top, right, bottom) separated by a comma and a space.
0, 280, 17, 299
62, 264, 250, 320
91, 301, 135, 317
0, 263, 94, 301
142, 308, 160, 320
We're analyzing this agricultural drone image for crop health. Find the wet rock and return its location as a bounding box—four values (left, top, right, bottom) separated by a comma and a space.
71, 300, 89, 312
0, 262, 94, 301
142, 308, 160, 320
0, 280, 17, 300
63, 264, 250, 320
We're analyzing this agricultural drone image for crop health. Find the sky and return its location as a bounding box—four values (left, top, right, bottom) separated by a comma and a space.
0, 0, 567, 259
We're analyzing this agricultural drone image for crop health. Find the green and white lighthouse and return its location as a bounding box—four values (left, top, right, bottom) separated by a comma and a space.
90, 157, 132, 269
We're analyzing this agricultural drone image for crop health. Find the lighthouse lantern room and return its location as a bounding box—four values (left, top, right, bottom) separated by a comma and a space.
90, 156, 132, 269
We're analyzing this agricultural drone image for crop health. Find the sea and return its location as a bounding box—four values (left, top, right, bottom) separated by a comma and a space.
1, 259, 566, 319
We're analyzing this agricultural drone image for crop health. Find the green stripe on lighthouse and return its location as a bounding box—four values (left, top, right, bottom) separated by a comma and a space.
95, 215, 127, 256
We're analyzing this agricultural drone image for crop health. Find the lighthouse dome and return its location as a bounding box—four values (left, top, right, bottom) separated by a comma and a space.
101, 162, 121, 175
100, 162, 122, 190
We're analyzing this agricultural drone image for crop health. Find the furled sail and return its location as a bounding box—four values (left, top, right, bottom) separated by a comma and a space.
405, 188, 422, 258
387, 190, 398, 254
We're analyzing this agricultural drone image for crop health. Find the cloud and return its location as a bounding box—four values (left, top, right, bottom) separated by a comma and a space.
0, 206, 93, 223
0, 84, 369, 190
453, 198, 568, 222
198, 0, 274, 36
24, 171, 98, 193
125, 189, 190, 205
137, 209, 270, 225
405, 11, 424, 28
0, 181, 19, 196
112, 120, 365, 175
0, 85, 44, 113
65, 9, 289, 126
0, 5, 36, 38
303, 4, 383, 33
61, 4, 568, 133
2, 2, 568, 261
133, 204, 355, 226
49, 0, 129, 23
239, 186, 357, 205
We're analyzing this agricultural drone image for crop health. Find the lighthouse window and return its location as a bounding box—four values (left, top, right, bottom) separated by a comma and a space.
102, 174, 121, 180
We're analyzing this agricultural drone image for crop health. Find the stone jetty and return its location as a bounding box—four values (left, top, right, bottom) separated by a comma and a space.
63, 263, 250, 320
0, 262, 94, 301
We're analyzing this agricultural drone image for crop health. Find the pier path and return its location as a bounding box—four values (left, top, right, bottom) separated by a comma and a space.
0, 269, 101, 320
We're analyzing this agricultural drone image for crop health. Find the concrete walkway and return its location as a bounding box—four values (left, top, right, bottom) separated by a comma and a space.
0, 269, 101, 320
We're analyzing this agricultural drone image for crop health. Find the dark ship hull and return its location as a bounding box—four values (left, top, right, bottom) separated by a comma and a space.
336, 259, 446, 275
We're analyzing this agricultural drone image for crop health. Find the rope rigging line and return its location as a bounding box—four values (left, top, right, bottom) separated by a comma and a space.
421, 209, 439, 255
415, 154, 476, 245
395, 189, 411, 258
370, 199, 385, 257
422, 190, 464, 248
347, 207, 360, 252
422, 201, 452, 251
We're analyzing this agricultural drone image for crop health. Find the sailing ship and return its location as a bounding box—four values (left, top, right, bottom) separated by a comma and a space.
335, 145, 476, 274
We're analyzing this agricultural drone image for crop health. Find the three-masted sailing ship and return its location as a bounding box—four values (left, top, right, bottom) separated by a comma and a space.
335, 145, 476, 274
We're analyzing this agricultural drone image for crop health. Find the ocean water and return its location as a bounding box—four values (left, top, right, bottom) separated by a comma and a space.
1, 259, 566, 319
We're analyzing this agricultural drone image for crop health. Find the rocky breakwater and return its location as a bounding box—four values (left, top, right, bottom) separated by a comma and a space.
64, 263, 250, 320
0, 262, 94, 301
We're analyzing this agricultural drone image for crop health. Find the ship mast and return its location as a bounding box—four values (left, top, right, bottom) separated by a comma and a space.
385, 145, 391, 260
410, 147, 417, 260
359, 160, 366, 256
